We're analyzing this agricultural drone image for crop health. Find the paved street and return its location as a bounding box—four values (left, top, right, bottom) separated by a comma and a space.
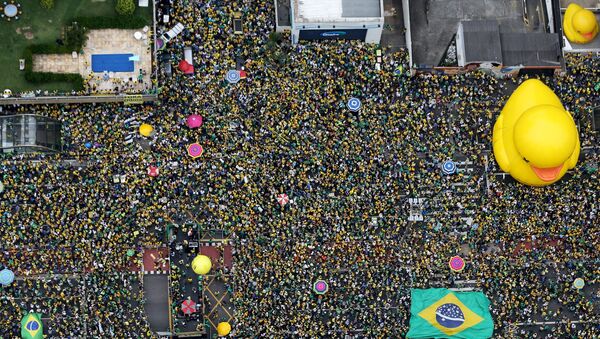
143, 275, 170, 333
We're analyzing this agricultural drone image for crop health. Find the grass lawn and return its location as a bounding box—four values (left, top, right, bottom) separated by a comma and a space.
0, 0, 152, 92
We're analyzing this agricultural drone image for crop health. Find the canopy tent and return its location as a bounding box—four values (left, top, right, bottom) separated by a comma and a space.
449, 256, 465, 272
573, 278, 585, 290
187, 143, 204, 158
178, 60, 194, 74
181, 299, 197, 314
147, 165, 159, 177
442, 160, 457, 175
276, 193, 289, 206
313, 279, 329, 294
226, 70, 241, 83
347, 97, 362, 111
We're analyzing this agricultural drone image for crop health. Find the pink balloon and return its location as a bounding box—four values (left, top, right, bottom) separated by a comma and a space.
186, 115, 203, 128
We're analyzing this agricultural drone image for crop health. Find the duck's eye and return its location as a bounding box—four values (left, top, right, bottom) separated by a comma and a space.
523, 157, 530, 163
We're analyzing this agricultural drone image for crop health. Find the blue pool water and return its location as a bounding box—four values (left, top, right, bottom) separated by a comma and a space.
92, 54, 135, 72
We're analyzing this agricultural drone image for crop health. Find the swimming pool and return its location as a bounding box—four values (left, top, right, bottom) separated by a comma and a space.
91, 54, 135, 72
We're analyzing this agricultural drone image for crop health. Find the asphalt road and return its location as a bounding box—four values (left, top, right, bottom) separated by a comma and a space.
144, 275, 170, 333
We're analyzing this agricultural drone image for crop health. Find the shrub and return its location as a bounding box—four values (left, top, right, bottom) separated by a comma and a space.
115, 0, 136, 16
71, 15, 148, 29
24, 72, 84, 91
40, 0, 54, 9
22, 45, 84, 91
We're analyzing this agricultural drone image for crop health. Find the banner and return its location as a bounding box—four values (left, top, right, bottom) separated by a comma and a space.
407, 288, 493, 339
21, 312, 43, 339
299, 29, 367, 41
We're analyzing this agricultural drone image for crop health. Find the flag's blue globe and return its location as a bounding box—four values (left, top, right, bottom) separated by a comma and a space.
26, 320, 39, 331
435, 303, 465, 328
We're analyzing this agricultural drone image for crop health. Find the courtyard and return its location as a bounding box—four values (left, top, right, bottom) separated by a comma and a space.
0, 0, 151, 92
32, 28, 153, 93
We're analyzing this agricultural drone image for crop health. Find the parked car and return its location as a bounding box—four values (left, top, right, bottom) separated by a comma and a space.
163, 23, 184, 42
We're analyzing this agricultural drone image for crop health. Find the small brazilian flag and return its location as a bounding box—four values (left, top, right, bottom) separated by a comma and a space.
20, 312, 43, 339
407, 288, 493, 339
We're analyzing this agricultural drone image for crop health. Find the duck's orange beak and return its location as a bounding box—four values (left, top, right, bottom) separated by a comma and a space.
531, 164, 563, 182
582, 32, 594, 40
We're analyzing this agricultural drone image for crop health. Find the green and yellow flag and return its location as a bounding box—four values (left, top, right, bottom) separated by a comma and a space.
20, 312, 43, 339
407, 288, 493, 339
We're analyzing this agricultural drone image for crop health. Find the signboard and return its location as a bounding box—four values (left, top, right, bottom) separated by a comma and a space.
299, 29, 367, 41
124, 95, 144, 105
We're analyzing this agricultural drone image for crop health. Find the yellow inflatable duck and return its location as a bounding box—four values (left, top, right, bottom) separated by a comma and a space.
563, 3, 598, 44
492, 79, 580, 187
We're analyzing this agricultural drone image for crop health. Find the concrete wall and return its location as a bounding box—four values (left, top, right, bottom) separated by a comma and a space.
456, 22, 465, 67
401, 0, 413, 67
365, 27, 383, 43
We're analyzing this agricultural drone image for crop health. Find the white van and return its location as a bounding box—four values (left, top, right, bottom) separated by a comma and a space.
163, 22, 184, 43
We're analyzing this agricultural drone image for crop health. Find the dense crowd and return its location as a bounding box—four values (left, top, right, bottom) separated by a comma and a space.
1, 0, 599, 337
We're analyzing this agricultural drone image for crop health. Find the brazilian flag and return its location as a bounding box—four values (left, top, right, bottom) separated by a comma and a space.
20, 312, 43, 339
407, 288, 493, 339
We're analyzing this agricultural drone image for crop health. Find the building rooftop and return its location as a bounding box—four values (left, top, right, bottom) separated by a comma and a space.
408, 0, 548, 67
559, 0, 599, 9
294, 0, 382, 23
459, 19, 561, 67
0, 114, 62, 153
461, 20, 503, 64
500, 32, 561, 66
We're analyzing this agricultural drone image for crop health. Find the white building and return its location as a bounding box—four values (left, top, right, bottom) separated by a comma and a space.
290, 0, 384, 44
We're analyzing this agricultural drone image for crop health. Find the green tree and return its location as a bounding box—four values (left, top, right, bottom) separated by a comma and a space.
65, 24, 88, 50
268, 32, 282, 44
115, 0, 135, 15
40, 0, 54, 9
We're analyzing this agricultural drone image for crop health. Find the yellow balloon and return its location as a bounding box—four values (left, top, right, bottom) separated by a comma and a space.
563, 3, 599, 44
139, 123, 154, 137
492, 79, 580, 186
191, 255, 212, 275
216, 322, 231, 337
